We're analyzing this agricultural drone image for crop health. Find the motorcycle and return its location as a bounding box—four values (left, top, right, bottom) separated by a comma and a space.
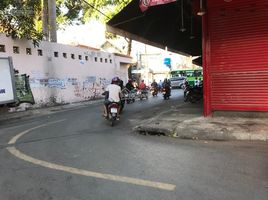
107, 102, 120, 126
102, 91, 121, 126
183, 81, 191, 102
121, 88, 135, 104
184, 83, 203, 103
162, 86, 171, 100
137, 89, 148, 100
150, 86, 158, 97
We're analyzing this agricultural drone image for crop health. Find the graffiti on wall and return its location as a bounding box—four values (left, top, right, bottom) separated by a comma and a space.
74, 77, 108, 100
67, 78, 78, 86
48, 79, 66, 89
30, 78, 49, 87
30, 78, 66, 89
28, 75, 111, 105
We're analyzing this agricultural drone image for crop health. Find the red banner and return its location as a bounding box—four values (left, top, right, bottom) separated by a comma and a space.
139, 0, 177, 12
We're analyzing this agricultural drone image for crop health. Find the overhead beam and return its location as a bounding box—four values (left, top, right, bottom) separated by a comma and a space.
106, 24, 191, 57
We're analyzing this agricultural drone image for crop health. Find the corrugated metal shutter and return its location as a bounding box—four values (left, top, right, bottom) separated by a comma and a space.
207, 0, 268, 111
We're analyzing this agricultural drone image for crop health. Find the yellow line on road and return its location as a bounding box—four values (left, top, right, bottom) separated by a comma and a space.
8, 119, 66, 145
7, 121, 176, 191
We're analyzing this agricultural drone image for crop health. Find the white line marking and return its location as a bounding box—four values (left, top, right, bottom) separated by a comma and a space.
7, 121, 176, 191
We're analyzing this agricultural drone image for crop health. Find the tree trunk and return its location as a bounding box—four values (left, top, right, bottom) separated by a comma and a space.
42, 0, 49, 41
48, 0, 57, 42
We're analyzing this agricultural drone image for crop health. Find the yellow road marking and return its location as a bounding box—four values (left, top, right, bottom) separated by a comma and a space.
8, 119, 66, 145
7, 122, 176, 191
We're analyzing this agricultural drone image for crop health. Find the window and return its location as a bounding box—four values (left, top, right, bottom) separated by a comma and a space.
13, 46, 20, 54
0, 45, 6, 52
26, 48, 32, 55
37, 49, 43, 56
94, 57, 98, 62
85, 56, 88, 61
78, 55, 82, 60
100, 58, 103, 62
71, 54, 75, 59
63, 53, 67, 58
54, 52, 59, 57
105, 58, 108, 63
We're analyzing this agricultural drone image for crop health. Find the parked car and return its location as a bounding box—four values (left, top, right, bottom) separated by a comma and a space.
170, 77, 185, 89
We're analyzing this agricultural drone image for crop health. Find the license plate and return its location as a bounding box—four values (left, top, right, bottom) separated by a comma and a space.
111, 108, 117, 113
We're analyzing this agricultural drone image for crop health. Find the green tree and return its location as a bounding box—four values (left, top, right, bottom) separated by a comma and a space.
62, 0, 133, 55
0, 0, 43, 46
0, 0, 132, 49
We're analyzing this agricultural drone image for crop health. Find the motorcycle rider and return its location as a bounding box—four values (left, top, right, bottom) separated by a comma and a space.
139, 79, 148, 99
151, 79, 158, 89
151, 79, 158, 95
103, 77, 122, 119
139, 79, 146, 90
126, 79, 134, 91
162, 78, 171, 96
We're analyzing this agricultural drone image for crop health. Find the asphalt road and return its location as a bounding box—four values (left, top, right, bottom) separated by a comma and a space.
0, 90, 267, 200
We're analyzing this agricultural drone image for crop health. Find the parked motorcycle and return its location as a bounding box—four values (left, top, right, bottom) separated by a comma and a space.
183, 81, 191, 102
184, 83, 203, 103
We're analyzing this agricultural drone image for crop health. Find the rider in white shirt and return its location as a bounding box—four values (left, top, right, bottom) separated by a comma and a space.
103, 77, 121, 118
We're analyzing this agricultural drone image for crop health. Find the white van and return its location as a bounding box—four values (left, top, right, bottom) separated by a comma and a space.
170, 77, 185, 89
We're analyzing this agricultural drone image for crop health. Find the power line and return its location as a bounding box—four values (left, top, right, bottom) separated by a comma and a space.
80, 0, 111, 20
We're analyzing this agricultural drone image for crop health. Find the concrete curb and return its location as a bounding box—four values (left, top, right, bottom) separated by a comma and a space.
134, 116, 268, 141
0, 99, 103, 123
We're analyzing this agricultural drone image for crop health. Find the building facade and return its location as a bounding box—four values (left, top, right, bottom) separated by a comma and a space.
0, 34, 133, 109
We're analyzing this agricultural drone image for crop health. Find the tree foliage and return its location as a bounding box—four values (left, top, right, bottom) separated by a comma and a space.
0, 0, 43, 46
59, 0, 131, 25
0, 0, 132, 45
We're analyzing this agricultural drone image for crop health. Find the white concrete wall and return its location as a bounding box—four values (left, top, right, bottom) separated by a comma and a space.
0, 34, 132, 108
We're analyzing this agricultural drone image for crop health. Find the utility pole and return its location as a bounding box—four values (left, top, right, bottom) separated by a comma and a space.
42, 0, 49, 41
42, 0, 57, 42
48, 0, 57, 42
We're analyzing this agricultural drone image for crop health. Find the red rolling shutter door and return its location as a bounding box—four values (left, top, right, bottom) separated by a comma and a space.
207, 0, 268, 111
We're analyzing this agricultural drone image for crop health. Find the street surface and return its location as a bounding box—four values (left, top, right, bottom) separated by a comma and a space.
0, 90, 267, 200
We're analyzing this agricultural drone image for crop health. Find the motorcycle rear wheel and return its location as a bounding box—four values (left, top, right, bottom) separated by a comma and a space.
110, 118, 115, 126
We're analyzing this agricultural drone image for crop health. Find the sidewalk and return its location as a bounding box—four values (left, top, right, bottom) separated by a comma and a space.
0, 100, 103, 123
134, 103, 268, 141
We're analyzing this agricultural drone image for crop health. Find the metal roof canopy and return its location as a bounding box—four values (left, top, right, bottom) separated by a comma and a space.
107, 0, 202, 57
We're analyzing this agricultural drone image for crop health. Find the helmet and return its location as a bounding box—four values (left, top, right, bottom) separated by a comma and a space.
112, 77, 119, 83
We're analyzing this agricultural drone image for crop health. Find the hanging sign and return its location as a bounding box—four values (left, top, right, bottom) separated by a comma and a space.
139, 0, 177, 12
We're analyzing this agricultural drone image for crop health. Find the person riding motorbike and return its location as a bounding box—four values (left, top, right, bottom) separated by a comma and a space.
151, 79, 158, 96
151, 80, 158, 88
103, 77, 122, 119
162, 78, 171, 96
125, 79, 134, 91
138, 80, 148, 99
139, 80, 146, 90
